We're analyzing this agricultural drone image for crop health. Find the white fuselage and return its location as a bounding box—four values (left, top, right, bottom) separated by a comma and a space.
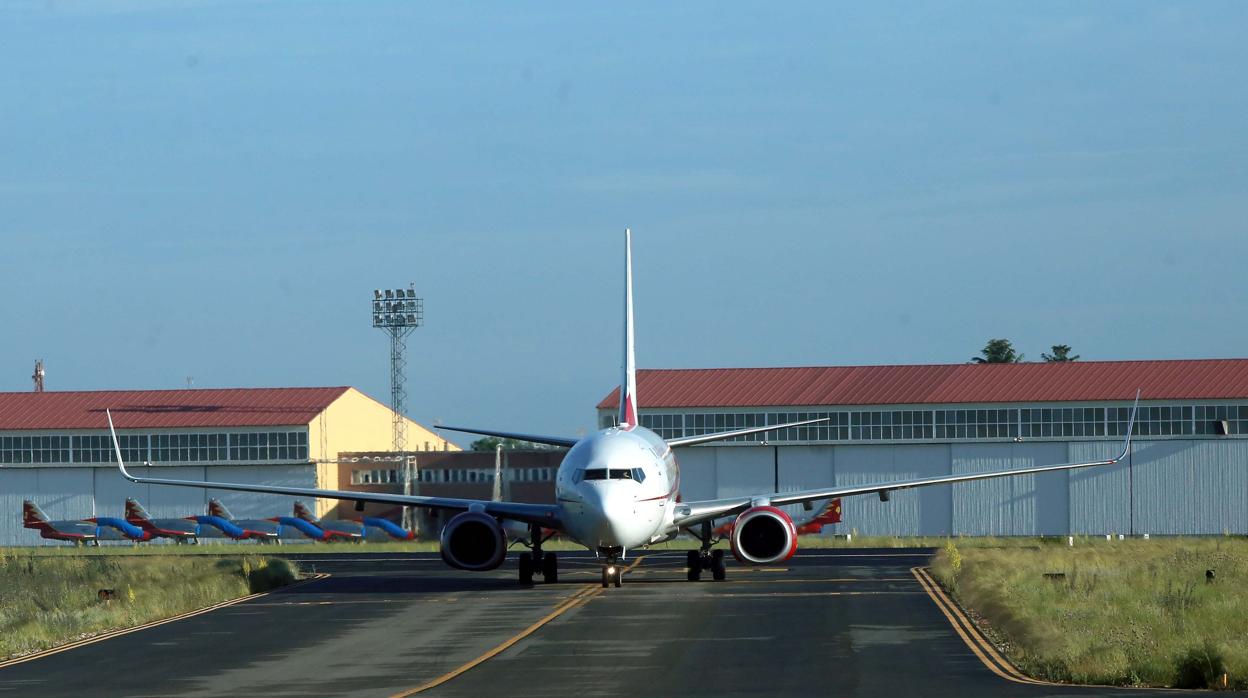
554, 426, 678, 554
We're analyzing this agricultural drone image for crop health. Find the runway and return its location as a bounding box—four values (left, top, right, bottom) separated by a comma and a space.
0, 549, 1211, 697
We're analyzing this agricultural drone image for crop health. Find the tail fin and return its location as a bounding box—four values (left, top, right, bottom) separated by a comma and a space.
125, 498, 151, 522
618, 228, 639, 428
812, 498, 842, 525
293, 501, 319, 523
23, 500, 50, 527
207, 498, 233, 520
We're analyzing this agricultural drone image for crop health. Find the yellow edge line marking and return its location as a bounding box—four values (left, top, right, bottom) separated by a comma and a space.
919, 567, 1043, 683
911, 567, 1034, 685
390, 556, 647, 698
914, 567, 1193, 693
0, 573, 331, 670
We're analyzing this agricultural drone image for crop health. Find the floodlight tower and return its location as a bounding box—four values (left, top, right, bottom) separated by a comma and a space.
372, 286, 424, 533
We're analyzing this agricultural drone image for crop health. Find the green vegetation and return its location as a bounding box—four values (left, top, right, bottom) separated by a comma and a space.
0, 550, 298, 660
930, 538, 1248, 689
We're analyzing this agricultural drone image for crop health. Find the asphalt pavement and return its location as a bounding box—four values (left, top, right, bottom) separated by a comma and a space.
0, 549, 1226, 697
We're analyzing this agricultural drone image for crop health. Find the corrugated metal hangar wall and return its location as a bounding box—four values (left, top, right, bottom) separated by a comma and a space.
676, 440, 1248, 536
0, 464, 316, 546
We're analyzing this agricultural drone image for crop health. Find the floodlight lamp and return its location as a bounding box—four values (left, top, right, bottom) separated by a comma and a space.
406, 289, 415, 298
374, 290, 382, 300
385, 290, 394, 299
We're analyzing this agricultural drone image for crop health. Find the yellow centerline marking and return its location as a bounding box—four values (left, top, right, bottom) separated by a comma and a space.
389, 557, 646, 697
0, 573, 330, 670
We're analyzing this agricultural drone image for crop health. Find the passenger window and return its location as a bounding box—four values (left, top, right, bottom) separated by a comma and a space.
583, 469, 607, 480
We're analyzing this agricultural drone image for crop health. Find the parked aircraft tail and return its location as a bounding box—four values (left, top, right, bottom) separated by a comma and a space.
207, 498, 234, 520
293, 501, 319, 523
125, 497, 152, 523
22, 500, 50, 527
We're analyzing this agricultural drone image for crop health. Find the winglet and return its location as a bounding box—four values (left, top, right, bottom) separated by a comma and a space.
1112, 389, 1141, 463
618, 228, 638, 428
107, 409, 140, 483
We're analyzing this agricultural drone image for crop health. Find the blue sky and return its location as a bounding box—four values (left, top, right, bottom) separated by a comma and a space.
2, 1, 1246, 442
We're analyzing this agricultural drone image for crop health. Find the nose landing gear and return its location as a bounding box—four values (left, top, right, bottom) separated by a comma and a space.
518, 523, 558, 585
599, 547, 624, 588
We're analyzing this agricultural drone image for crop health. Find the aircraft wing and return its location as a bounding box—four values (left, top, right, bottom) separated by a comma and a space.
674, 393, 1139, 531
109, 413, 562, 529
665, 416, 831, 448
435, 425, 578, 449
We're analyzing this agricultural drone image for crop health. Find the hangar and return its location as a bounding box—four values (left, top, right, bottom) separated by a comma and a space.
0, 386, 456, 546
598, 359, 1248, 537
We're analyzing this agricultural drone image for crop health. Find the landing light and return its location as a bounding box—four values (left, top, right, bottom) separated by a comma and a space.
607, 566, 617, 575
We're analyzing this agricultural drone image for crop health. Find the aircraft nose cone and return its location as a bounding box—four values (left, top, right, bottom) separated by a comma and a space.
582, 485, 633, 547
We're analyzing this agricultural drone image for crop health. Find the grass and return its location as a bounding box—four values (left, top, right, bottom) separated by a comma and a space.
929, 537, 1248, 690
0, 550, 299, 661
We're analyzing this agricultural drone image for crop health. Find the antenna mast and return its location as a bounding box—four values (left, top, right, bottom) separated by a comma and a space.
32, 360, 45, 392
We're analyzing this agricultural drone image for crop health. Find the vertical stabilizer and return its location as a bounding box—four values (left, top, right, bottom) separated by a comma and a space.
293, 501, 319, 523
207, 498, 234, 520
618, 228, 639, 428
125, 498, 151, 523
23, 500, 50, 527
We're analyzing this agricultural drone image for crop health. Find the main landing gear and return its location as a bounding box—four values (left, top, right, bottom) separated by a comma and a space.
518, 523, 558, 585
686, 521, 727, 582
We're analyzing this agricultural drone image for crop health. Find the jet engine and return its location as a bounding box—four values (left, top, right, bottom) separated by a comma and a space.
439, 511, 507, 571
729, 506, 798, 565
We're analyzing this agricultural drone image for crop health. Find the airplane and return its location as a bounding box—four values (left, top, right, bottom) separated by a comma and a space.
195, 499, 328, 542
713, 498, 841, 539
292, 501, 363, 541
23, 500, 152, 544
292, 501, 416, 541
110, 229, 1139, 588
23, 500, 105, 545
125, 498, 201, 543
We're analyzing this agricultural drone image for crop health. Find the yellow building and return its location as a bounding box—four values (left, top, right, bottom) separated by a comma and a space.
0, 386, 459, 543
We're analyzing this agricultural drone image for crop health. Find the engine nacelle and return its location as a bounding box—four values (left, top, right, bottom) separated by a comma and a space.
730, 506, 798, 565
439, 511, 507, 571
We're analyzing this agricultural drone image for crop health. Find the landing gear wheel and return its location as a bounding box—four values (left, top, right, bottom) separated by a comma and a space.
686, 550, 702, 581
601, 566, 610, 588
542, 552, 558, 583
710, 549, 726, 581
613, 568, 622, 588
518, 552, 534, 585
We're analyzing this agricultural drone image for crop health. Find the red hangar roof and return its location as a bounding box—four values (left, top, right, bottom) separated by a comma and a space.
0, 387, 352, 431
596, 360, 1248, 409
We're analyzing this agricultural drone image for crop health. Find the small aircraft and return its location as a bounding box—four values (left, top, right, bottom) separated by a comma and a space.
125, 498, 200, 543
201, 498, 280, 541
292, 501, 362, 541
112, 230, 1139, 587
23, 500, 151, 544
292, 501, 415, 541
23, 500, 105, 545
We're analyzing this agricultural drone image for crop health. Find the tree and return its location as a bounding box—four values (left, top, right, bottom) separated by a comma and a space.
470, 436, 561, 451
1042, 344, 1080, 362
971, 338, 1024, 364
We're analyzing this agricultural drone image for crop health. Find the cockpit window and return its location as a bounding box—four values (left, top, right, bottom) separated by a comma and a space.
609, 469, 633, 480
632, 467, 646, 483
582, 469, 608, 480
